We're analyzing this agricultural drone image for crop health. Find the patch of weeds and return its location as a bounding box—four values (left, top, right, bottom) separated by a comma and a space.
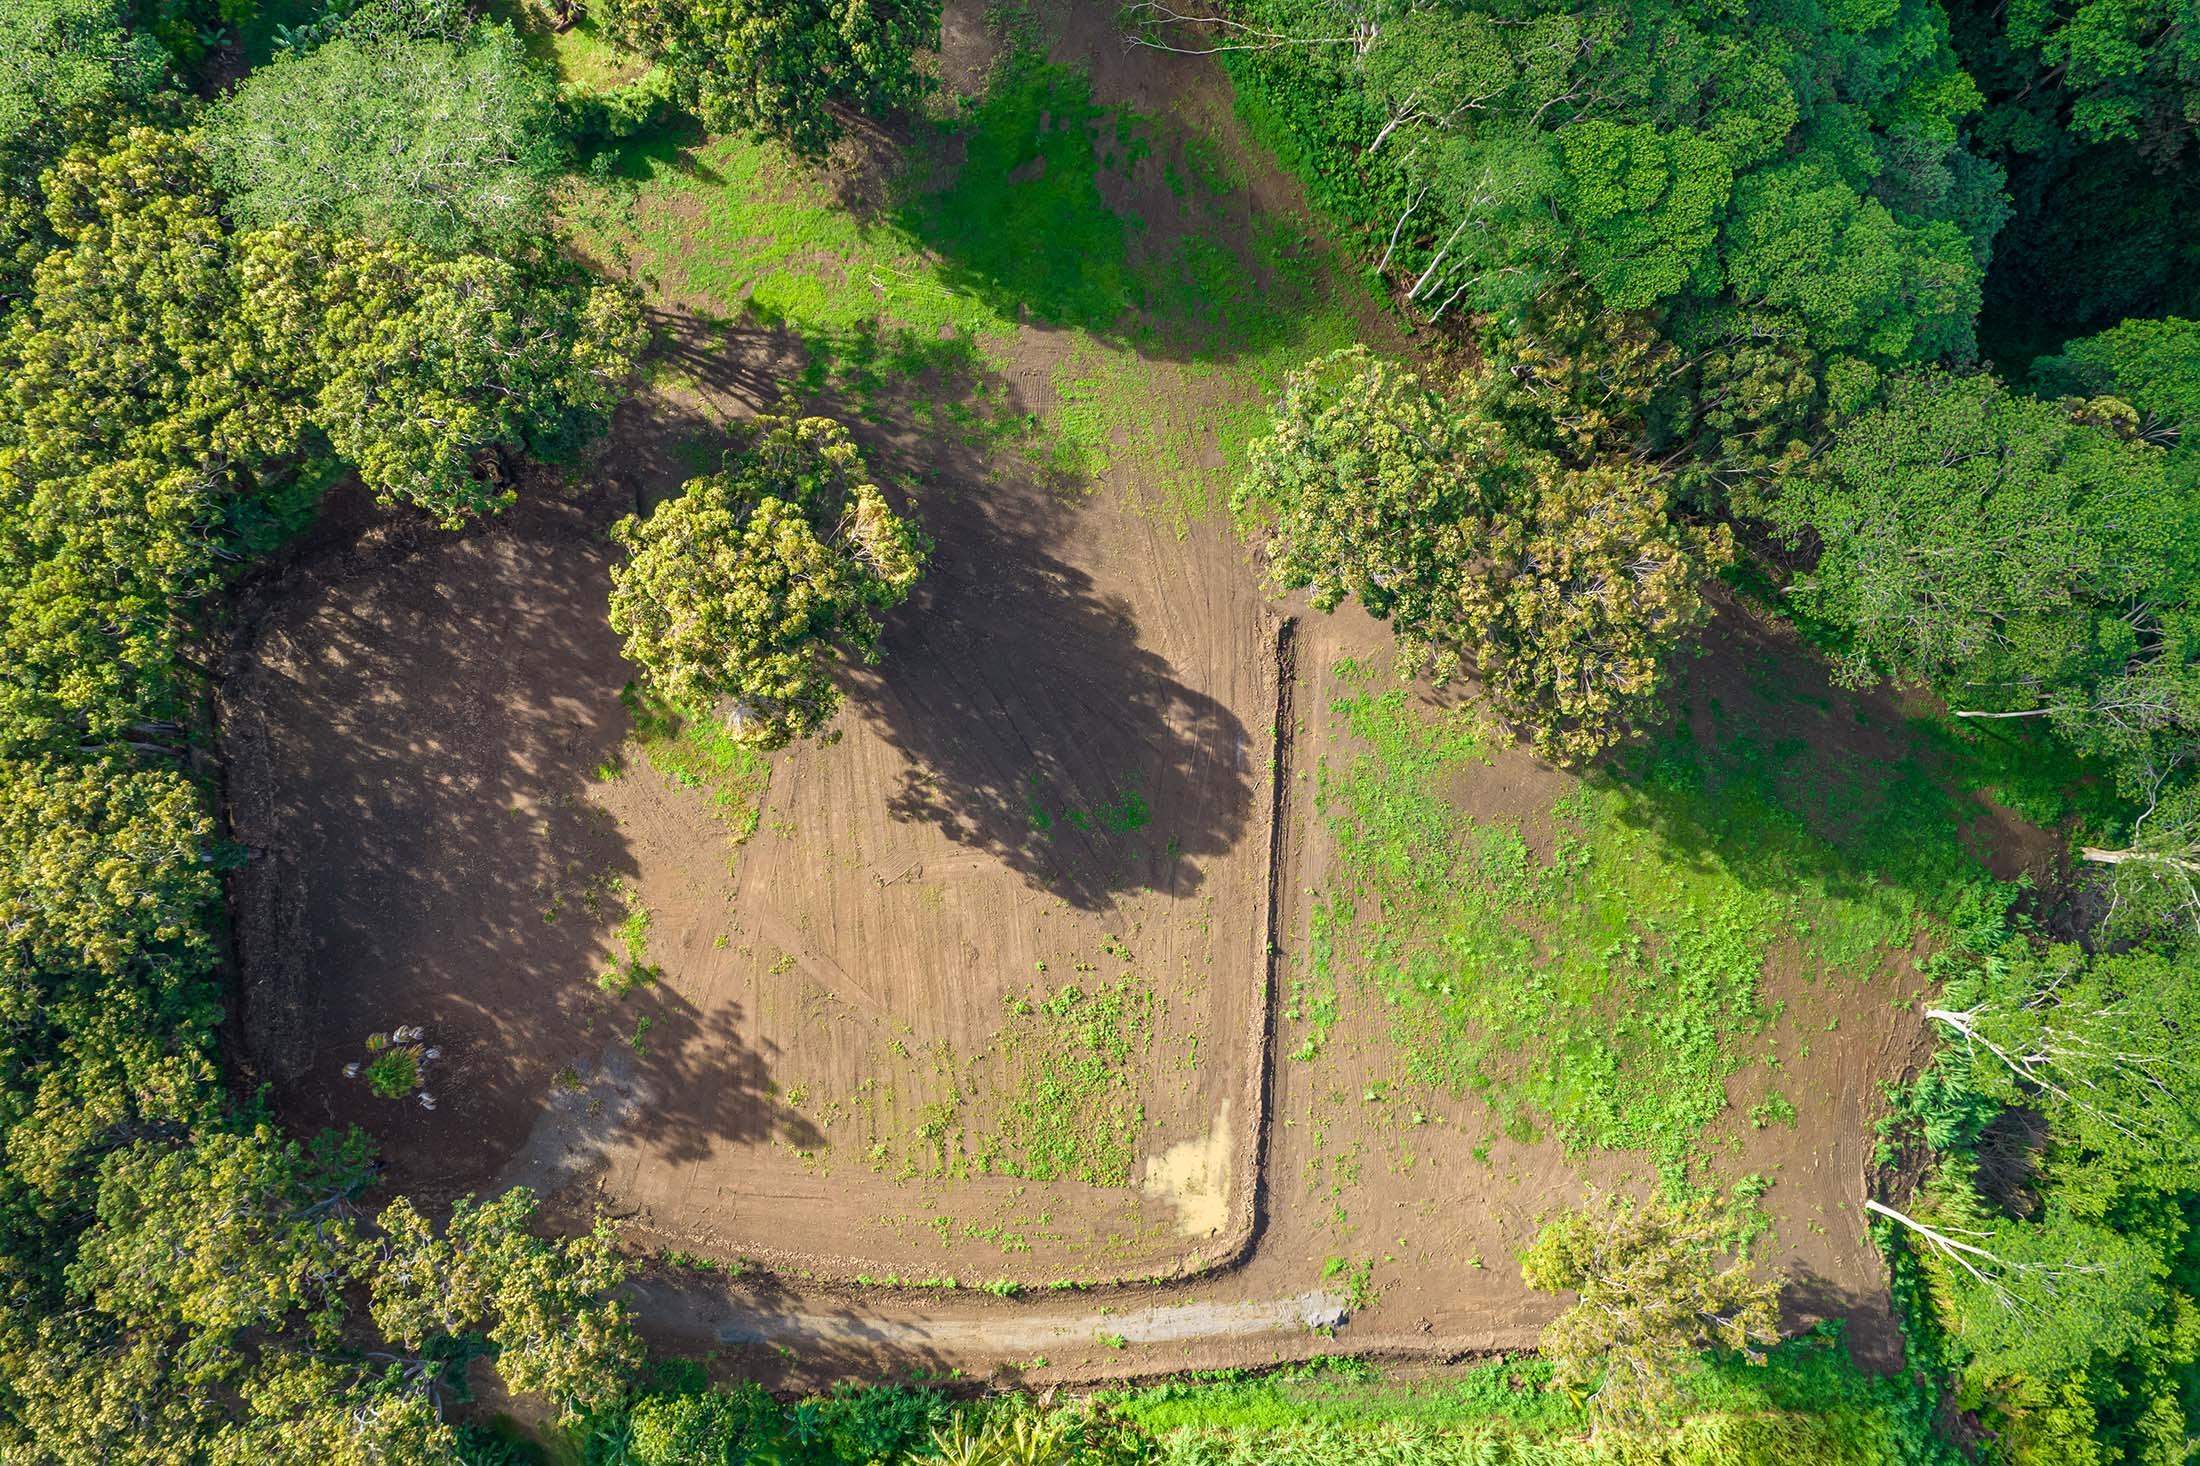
1749, 1090, 1800, 1130
1096, 1330, 1129, 1350
598, 893, 660, 996
1309, 668, 1999, 1170
968, 980, 1158, 1187
364, 1047, 419, 1100
1023, 777, 1152, 838
661, 1249, 745, 1276
1320, 1255, 1378, 1310
620, 686, 770, 841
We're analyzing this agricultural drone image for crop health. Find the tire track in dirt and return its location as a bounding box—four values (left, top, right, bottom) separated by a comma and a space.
624, 615, 1506, 1384
714, 1290, 1350, 1351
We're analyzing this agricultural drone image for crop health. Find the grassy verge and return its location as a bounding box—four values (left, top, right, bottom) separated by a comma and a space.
1309, 657, 2005, 1174
562, 51, 1369, 530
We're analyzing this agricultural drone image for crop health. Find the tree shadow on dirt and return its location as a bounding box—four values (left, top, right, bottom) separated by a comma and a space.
1780, 1268, 1907, 1376
1580, 599, 2068, 926
638, 1269, 964, 1395
602, 306, 1257, 914
224, 480, 815, 1201
826, 364, 1256, 914
887, 47, 1344, 366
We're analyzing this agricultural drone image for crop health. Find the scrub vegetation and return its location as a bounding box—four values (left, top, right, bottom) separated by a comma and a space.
0, 0, 2193, 1458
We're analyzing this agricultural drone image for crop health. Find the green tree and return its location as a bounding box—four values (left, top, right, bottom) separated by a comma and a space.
1781, 372, 2195, 775
2082, 782, 2200, 940
1234, 346, 1508, 629
591, 0, 938, 158
2032, 315, 2200, 448
1238, 348, 1729, 761
1557, 122, 1734, 311
1462, 454, 1733, 763
238, 226, 644, 523
0, 127, 299, 752
1, 129, 641, 752
210, 1361, 460, 1465
0, 754, 218, 1013
607, 410, 927, 749
1521, 1190, 1783, 1424
203, 7, 563, 254
1999, 0, 2200, 145
64, 1128, 366, 1386
1720, 158, 1982, 365
368, 1191, 640, 1422
0, 0, 166, 293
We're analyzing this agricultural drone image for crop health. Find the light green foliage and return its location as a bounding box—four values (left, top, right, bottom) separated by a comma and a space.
592, 0, 937, 158
1236, 347, 1504, 624
0, 756, 224, 1197
1929, 937, 2200, 1197
1783, 372, 2195, 781
0, 0, 166, 290
568, 55, 1365, 529
608, 410, 925, 749
206, 1361, 460, 1465
0, 128, 641, 751
1719, 160, 1982, 364
238, 226, 644, 523
65, 1128, 362, 1383
0, 0, 163, 155
0, 754, 218, 999
1522, 1191, 1783, 1424
370, 1191, 640, 1421
2032, 315, 2200, 444
1103, 1340, 1958, 1462
619, 687, 770, 839
2087, 784, 2200, 938
1880, 904, 2200, 1459
1239, 348, 1731, 761
0, 128, 301, 751
0, 116, 646, 1459
203, 2, 563, 253
1558, 123, 1733, 311
1453, 451, 1733, 763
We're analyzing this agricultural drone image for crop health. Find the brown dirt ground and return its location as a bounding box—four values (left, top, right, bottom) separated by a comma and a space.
218, 0, 2054, 1393
225, 392, 1281, 1285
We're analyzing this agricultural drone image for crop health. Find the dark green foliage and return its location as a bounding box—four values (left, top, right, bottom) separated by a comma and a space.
1205, 0, 2001, 499
584, 1379, 962, 1464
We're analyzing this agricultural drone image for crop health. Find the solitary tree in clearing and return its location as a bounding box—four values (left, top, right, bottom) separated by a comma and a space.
1520, 1190, 1783, 1424
607, 410, 926, 750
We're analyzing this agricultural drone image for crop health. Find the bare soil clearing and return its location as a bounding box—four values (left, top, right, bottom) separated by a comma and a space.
221, 0, 2049, 1390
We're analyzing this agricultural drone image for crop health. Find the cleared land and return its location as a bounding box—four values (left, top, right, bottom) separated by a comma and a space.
221, 0, 2068, 1386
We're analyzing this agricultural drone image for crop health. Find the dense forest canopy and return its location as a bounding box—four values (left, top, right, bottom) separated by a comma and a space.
0, 0, 2194, 1457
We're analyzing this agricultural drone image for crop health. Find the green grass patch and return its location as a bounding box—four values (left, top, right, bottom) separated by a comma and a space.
565, 49, 1368, 528
619, 687, 770, 841
597, 892, 659, 996
1101, 1330, 1957, 1463
1310, 662, 2000, 1170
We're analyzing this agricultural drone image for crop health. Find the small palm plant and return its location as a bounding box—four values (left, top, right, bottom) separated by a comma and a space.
342, 1025, 442, 1109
